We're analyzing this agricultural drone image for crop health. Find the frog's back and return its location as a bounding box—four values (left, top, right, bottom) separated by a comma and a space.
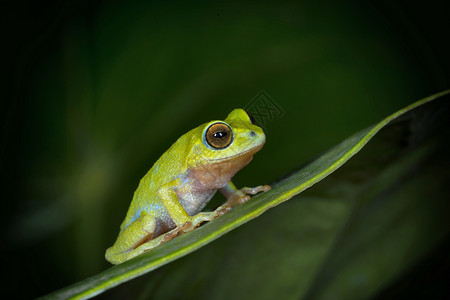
120, 136, 190, 230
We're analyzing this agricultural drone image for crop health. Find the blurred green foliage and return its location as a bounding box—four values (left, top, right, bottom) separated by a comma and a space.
1, 0, 449, 299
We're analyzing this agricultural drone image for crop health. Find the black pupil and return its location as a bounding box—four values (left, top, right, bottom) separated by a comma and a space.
213, 131, 227, 138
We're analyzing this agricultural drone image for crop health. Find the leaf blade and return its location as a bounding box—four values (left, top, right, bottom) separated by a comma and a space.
40, 90, 450, 300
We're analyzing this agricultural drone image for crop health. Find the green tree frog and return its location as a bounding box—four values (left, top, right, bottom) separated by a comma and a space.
105, 109, 270, 264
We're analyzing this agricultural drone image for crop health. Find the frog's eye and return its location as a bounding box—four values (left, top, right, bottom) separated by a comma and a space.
245, 110, 256, 125
205, 122, 233, 149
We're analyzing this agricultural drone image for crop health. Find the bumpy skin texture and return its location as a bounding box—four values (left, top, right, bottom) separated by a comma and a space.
105, 109, 270, 264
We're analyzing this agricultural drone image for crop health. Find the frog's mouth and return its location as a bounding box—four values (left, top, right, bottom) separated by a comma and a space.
209, 142, 264, 163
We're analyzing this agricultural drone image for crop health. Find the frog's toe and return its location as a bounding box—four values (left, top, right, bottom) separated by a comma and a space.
215, 204, 232, 216
240, 185, 271, 195
237, 194, 251, 204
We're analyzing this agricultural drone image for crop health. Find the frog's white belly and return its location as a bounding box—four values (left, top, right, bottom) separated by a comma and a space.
178, 189, 217, 216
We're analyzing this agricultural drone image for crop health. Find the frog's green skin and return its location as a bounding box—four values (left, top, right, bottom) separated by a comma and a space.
105, 109, 270, 264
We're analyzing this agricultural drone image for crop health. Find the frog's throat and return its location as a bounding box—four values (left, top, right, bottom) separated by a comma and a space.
188, 143, 264, 188
188, 150, 255, 190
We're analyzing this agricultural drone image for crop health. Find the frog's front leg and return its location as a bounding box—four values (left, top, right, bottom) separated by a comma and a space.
216, 181, 271, 215
105, 213, 158, 264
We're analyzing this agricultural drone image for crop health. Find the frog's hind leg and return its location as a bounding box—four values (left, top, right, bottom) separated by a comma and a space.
105, 214, 157, 264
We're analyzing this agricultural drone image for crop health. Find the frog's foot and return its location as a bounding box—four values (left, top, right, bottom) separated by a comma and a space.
162, 211, 217, 242
162, 222, 191, 242
216, 184, 271, 216
190, 211, 218, 226
214, 192, 250, 216
214, 204, 233, 216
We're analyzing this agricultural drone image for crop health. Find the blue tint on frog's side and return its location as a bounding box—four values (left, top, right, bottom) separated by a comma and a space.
124, 202, 162, 230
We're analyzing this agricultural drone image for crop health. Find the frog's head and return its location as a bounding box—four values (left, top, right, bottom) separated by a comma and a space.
188, 108, 265, 168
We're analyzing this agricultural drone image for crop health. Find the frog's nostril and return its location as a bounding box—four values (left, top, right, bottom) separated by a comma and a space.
250, 131, 256, 137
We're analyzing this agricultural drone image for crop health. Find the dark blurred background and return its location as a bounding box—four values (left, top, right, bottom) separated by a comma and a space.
1, 0, 449, 299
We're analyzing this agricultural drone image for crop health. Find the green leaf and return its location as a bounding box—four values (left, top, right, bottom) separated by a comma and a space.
40, 90, 449, 299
